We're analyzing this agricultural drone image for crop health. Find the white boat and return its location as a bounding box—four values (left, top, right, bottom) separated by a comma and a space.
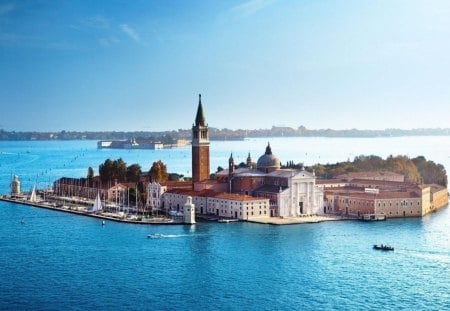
89, 192, 103, 213
147, 233, 164, 239
218, 218, 239, 223
29, 185, 37, 202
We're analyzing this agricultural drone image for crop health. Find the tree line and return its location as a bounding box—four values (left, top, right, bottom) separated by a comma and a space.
309, 155, 447, 187
90, 158, 184, 185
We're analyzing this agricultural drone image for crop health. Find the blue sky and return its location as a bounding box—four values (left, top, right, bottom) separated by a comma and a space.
1, 0, 450, 131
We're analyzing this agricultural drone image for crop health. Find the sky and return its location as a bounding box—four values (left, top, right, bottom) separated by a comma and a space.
1, 0, 450, 132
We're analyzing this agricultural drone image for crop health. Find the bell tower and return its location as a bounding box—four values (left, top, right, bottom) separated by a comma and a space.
192, 94, 210, 185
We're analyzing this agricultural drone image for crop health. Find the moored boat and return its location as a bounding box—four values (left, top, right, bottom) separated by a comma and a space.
218, 218, 239, 223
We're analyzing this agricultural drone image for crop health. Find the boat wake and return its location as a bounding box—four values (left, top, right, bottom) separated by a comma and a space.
147, 233, 194, 239
396, 248, 450, 265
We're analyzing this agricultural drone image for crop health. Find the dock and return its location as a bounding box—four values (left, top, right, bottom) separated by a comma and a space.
361, 214, 387, 221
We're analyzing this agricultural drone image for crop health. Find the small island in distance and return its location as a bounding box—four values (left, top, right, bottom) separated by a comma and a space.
1, 126, 450, 141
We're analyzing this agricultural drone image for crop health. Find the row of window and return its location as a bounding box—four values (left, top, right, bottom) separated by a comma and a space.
333, 198, 420, 208
378, 201, 419, 207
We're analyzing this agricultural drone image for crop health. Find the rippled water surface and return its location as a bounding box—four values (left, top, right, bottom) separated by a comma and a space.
0, 138, 449, 310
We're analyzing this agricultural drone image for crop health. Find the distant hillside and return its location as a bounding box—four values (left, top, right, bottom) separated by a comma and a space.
1, 126, 450, 141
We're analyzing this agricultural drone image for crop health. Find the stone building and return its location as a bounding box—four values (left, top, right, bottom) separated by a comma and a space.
162, 189, 270, 220
147, 181, 167, 212
321, 178, 447, 218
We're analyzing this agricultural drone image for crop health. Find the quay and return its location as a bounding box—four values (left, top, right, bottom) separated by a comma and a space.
246, 215, 350, 225
0, 195, 183, 225
1, 194, 351, 226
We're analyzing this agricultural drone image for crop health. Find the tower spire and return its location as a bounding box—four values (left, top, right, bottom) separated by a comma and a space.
192, 94, 210, 186
247, 152, 252, 168
195, 94, 206, 126
265, 142, 272, 155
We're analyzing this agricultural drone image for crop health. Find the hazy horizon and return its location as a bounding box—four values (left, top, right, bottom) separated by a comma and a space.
1, 1, 450, 132
2, 125, 450, 134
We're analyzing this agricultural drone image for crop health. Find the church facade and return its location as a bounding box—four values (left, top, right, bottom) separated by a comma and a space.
216, 144, 323, 217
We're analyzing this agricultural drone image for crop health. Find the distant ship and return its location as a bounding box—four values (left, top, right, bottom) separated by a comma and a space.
97, 138, 189, 149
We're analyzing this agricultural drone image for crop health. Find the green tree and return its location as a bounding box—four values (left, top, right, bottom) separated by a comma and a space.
99, 158, 127, 183
412, 156, 447, 187
99, 159, 113, 183
386, 155, 420, 183
148, 160, 168, 183
112, 158, 127, 181
87, 166, 94, 179
87, 166, 94, 187
168, 173, 184, 181
126, 164, 142, 182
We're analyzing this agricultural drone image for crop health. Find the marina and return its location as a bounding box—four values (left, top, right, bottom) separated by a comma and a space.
0, 195, 183, 225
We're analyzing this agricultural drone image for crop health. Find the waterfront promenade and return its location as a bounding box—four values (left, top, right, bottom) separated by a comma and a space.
0, 195, 349, 226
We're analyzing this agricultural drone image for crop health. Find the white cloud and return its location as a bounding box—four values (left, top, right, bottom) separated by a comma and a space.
120, 24, 141, 42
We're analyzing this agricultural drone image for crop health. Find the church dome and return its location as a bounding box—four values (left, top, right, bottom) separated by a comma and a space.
257, 143, 281, 172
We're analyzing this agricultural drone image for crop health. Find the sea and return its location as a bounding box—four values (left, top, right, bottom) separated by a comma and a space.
0, 137, 449, 310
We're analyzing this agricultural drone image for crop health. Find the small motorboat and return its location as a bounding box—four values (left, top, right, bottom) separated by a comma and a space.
373, 244, 394, 251
147, 233, 164, 239
218, 218, 238, 223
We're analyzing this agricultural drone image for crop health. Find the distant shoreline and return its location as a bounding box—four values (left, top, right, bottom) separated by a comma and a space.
1, 127, 450, 141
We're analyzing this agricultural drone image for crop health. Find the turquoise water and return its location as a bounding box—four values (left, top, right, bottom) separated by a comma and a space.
0, 138, 449, 310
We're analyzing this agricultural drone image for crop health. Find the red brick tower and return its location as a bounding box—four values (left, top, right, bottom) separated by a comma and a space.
192, 94, 210, 185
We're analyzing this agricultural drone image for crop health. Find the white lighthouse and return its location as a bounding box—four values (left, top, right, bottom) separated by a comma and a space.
183, 196, 196, 224
10, 175, 21, 196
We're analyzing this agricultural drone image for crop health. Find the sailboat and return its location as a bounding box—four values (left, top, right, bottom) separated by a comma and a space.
89, 192, 103, 213
29, 185, 37, 202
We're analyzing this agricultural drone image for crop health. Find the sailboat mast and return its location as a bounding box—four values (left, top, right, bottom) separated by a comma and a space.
135, 184, 138, 214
